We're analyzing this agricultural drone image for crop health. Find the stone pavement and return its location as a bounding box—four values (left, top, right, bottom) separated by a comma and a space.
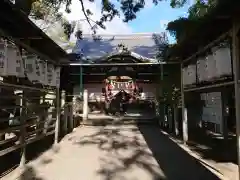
3, 125, 222, 180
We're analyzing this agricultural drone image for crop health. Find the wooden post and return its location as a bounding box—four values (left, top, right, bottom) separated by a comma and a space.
232, 19, 240, 180
54, 88, 60, 144
83, 89, 88, 123
63, 105, 68, 134
181, 63, 188, 144
19, 91, 26, 169
159, 64, 164, 126
168, 107, 173, 132
61, 90, 68, 134
39, 92, 46, 136
69, 103, 73, 129
174, 106, 179, 136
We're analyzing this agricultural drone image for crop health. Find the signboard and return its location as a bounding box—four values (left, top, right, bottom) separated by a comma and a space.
24, 54, 39, 83
15, 48, 25, 77
38, 60, 47, 85
55, 67, 61, 88
200, 92, 223, 133
0, 40, 7, 76
47, 63, 54, 86
6, 44, 18, 76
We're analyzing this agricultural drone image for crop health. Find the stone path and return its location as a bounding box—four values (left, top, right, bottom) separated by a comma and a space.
4, 125, 222, 180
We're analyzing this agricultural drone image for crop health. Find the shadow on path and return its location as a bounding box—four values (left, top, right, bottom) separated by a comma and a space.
138, 125, 221, 180
70, 124, 220, 180
18, 166, 44, 180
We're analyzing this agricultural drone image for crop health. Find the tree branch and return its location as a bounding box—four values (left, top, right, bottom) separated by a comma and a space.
78, 0, 94, 30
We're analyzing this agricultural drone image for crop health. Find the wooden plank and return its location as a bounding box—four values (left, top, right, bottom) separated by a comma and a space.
0, 135, 18, 145
184, 81, 234, 92
0, 116, 53, 136
0, 129, 55, 157
54, 88, 60, 144
0, 81, 56, 93
67, 62, 178, 66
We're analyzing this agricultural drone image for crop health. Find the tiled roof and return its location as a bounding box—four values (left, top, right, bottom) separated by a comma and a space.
72, 33, 167, 62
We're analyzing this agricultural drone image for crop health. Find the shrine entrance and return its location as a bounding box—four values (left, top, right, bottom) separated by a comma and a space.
66, 53, 161, 124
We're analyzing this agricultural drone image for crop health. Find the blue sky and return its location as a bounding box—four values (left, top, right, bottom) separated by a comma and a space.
128, 1, 191, 42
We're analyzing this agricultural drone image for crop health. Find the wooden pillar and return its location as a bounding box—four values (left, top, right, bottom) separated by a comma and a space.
54, 88, 60, 144
83, 89, 88, 122
80, 66, 83, 98
181, 63, 188, 144
221, 90, 228, 139
63, 105, 68, 134
61, 90, 66, 107
174, 106, 179, 136
232, 19, 240, 179
168, 106, 173, 132
19, 91, 26, 169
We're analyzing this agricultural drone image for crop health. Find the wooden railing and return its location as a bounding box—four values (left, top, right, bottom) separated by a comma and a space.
0, 80, 57, 172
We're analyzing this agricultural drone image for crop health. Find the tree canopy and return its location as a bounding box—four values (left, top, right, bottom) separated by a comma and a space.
167, 0, 219, 43
14, 0, 190, 39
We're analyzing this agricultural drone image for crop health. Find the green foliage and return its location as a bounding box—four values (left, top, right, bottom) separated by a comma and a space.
169, 0, 187, 8
166, 0, 221, 42
158, 64, 181, 106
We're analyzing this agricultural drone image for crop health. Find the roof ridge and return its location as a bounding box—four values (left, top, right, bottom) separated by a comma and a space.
81, 33, 163, 36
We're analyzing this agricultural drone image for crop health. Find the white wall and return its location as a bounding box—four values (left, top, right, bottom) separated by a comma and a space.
138, 83, 157, 100
73, 83, 104, 101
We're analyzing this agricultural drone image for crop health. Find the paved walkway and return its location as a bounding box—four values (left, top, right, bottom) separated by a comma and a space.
5, 125, 221, 180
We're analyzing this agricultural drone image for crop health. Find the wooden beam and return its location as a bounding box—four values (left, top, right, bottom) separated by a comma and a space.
232, 19, 240, 180
70, 73, 160, 76
0, 29, 58, 65
184, 81, 234, 92
63, 61, 179, 66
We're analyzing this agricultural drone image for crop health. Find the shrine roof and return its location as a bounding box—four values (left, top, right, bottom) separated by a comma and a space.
71, 33, 168, 63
